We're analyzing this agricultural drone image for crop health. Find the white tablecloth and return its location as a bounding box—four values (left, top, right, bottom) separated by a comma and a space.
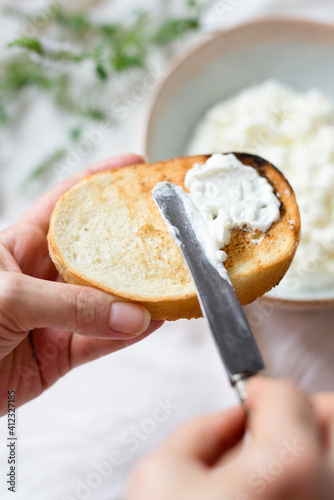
1, 1, 334, 499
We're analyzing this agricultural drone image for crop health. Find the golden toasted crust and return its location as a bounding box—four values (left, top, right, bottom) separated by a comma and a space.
48, 154, 300, 321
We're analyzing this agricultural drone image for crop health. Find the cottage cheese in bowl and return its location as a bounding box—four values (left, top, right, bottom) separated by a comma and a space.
187, 80, 334, 299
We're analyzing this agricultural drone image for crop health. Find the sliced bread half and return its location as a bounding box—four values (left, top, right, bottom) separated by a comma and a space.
48, 153, 300, 320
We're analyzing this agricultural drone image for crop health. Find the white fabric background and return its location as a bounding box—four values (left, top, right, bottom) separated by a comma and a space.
1, 1, 334, 499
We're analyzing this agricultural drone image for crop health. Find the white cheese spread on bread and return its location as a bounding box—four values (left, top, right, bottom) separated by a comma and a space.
185, 153, 280, 264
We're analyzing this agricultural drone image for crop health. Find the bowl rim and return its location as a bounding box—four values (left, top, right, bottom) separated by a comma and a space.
258, 293, 334, 310
142, 16, 334, 308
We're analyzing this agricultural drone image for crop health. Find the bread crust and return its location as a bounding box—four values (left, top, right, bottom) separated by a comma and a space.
48, 154, 300, 321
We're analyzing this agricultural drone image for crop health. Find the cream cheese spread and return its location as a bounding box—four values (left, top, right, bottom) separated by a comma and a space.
187, 80, 334, 292
184, 153, 280, 263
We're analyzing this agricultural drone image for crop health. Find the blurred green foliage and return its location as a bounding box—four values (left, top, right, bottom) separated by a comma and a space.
1, 0, 214, 184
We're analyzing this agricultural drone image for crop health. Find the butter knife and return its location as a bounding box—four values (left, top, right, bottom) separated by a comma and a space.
152, 181, 265, 405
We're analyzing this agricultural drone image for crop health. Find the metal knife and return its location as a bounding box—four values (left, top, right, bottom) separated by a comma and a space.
152, 181, 265, 405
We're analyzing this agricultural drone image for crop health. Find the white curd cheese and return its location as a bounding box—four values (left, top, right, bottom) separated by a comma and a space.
187, 80, 334, 292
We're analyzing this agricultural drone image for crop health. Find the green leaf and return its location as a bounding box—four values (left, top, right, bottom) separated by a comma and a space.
70, 126, 83, 141
98, 24, 119, 37
7, 36, 88, 63
186, 0, 216, 14
50, 49, 88, 63
0, 100, 8, 124
95, 62, 108, 80
54, 9, 91, 34
21, 147, 67, 189
111, 51, 144, 72
152, 18, 199, 45
80, 107, 107, 121
0, 58, 52, 92
122, 11, 149, 47
53, 84, 107, 121
8, 37, 44, 55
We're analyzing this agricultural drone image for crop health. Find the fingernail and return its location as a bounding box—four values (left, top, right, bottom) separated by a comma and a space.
109, 302, 151, 335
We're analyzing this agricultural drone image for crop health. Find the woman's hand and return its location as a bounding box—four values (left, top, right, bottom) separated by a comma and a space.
127, 377, 334, 500
0, 154, 163, 416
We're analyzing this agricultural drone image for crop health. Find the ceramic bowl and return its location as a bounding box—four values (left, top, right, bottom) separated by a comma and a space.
143, 17, 334, 310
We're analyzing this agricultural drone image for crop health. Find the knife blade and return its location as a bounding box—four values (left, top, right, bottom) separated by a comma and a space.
152, 181, 265, 404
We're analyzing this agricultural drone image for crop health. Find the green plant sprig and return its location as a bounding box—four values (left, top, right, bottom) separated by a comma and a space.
8, 37, 88, 62
1, 0, 215, 186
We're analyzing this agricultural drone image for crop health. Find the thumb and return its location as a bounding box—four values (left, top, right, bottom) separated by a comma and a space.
0, 272, 151, 355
